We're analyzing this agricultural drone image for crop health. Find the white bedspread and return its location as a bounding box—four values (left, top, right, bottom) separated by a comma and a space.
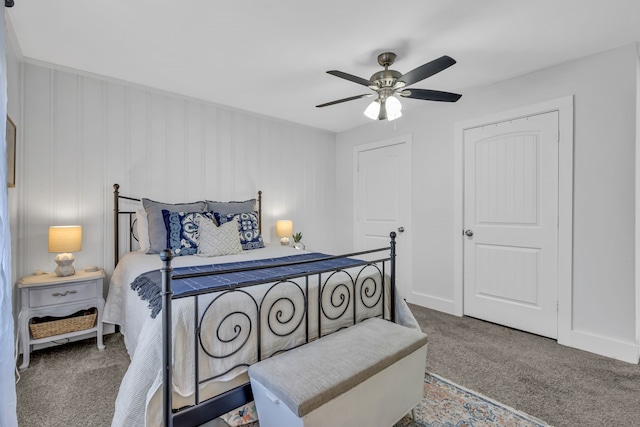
104, 246, 419, 427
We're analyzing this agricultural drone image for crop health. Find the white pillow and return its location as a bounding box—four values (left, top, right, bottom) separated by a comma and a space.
135, 208, 151, 252
197, 217, 243, 257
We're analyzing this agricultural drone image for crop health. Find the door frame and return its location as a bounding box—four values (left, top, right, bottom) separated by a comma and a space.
453, 96, 574, 345
353, 135, 413, 300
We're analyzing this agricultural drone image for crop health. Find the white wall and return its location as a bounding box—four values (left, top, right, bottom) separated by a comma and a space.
336, 43, 639, 362
14, 62, 337, 287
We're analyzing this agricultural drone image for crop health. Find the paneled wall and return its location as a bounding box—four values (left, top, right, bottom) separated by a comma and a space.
16, 62, 336, 281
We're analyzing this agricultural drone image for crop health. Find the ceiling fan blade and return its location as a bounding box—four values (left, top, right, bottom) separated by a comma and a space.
400, 89, 462, 102
397, 55, 456, 87
316, 94, 372, 108
326, 70, 373, 87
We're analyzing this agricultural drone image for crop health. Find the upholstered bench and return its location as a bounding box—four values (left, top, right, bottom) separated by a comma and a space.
248, 317, 428, 427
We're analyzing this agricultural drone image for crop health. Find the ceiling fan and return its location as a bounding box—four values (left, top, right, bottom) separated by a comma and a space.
316, 52, 462, 121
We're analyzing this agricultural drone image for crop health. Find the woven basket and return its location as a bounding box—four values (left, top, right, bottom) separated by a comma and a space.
29, 308, 97, 340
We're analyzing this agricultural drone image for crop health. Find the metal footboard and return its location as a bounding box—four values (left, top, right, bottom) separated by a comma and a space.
161, 234, 397, 427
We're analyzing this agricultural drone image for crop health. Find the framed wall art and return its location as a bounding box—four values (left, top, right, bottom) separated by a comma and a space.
6, 115, 16, 187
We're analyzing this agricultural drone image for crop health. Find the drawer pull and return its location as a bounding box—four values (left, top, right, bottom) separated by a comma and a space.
52, 290, 77, 297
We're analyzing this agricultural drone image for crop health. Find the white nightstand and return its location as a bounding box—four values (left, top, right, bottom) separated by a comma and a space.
18, 269, 106, 370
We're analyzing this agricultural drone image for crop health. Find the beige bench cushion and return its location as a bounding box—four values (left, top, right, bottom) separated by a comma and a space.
248, 317, 428, 417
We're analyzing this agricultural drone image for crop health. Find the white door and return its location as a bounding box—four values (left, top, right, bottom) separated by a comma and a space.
463, 112, 559, 338
354, 139, 412, 300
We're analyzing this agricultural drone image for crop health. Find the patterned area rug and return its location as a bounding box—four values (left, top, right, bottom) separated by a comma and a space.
227, 373, 550, 427
394, 373, 550, 427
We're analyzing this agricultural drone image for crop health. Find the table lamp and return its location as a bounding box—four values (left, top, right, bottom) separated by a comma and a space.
48, 225, 82, 276
276, 220, 293, 246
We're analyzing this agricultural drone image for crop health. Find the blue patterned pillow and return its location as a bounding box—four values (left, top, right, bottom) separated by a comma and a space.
162, 210, 214, 256
214, 211, 264, 250
142, 198, 206, 254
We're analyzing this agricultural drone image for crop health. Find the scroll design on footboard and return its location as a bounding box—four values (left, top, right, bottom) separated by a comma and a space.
320, 271, 353, 322
163, 233, 397, 427
199, 290, 258, 361
192, 263, 387, 391
357, 264, 385, 310
262, 280, 307, 337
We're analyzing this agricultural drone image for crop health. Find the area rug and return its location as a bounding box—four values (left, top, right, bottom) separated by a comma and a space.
394, 373, 550, 427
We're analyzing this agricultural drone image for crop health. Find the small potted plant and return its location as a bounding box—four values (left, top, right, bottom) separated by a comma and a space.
292, 232, 305, 250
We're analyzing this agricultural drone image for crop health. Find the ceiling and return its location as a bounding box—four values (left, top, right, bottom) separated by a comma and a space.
6, 0, 640, 133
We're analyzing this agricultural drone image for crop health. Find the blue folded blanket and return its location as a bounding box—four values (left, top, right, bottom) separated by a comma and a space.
132, 253, 367, 318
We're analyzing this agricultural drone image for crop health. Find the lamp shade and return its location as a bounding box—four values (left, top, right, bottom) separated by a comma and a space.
48, 226, 82, 253
364, 100, 381, 120
385, 96, 403, 121
276, 220, 293, 238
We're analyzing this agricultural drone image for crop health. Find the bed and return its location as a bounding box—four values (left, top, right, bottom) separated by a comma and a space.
104, 184, 419, 427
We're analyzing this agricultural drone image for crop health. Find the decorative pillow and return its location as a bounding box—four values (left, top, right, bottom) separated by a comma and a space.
214, 211, 264, 250
142, 198, 206, 253
197, 217, 243, 257
135, 208, 150, 252
206, 199, 256, 222
162, 210, 214, 256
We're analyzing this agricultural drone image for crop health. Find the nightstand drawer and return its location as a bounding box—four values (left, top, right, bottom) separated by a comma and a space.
29, 281, 98, 308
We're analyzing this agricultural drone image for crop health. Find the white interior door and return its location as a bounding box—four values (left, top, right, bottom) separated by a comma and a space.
354, 139, 412, 300
463, 112, 559, 338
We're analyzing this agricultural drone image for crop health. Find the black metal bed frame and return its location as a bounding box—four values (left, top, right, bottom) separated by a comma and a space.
113, 184, 397, 427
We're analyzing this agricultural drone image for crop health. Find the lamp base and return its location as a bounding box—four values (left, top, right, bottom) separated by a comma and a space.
54, 253, 76, 277
279, 237, 290, 246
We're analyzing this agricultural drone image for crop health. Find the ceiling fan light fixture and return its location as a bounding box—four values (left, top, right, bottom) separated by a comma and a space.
385, 96, 402, 121
364, 100, 381, 120
386, 95, 402, 113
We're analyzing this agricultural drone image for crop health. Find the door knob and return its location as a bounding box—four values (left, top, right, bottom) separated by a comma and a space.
464, 229, 473, 237
398, 227, 405, 233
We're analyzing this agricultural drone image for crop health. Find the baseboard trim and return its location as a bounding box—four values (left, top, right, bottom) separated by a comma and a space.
561, 329, 639, 364
409, 300, 639, 364
407, 292, 456, 315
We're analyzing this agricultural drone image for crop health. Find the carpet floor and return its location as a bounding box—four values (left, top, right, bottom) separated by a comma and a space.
15, 305, 640, 426
16, 333, 129, 427
411, 304, 640, 426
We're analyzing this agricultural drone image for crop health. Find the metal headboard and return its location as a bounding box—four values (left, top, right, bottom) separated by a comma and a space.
113, 183, 263, 268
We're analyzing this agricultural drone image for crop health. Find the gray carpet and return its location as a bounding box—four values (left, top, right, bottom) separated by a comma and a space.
411, 304, 640, 426
16, 333, 129, 427
16, 306, 640, 426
